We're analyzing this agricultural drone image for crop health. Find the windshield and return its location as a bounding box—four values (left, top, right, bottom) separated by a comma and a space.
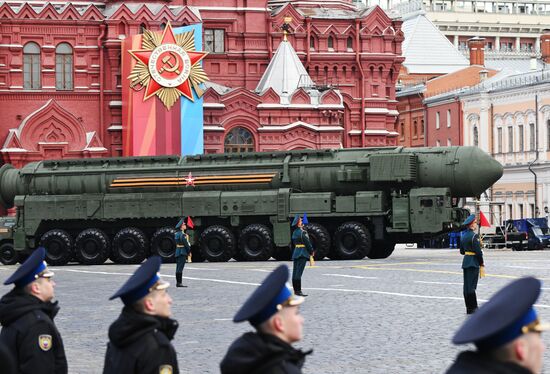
532, 227, 543, 236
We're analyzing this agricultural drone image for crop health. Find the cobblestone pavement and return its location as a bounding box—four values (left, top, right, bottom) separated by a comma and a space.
2, 247, 550, 373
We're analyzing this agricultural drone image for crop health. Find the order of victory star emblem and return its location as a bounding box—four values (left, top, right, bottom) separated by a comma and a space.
128, 22, 209, 109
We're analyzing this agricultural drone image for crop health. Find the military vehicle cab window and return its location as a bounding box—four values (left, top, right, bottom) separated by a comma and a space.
420, 199, 433, 208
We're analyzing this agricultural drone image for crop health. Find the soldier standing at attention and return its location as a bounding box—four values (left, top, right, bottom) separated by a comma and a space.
460, 213, 484, 314
0, 247, 67, 374
220, 264, 311, 374
446, 277, 548, 374
291, 213, 313, 297
174, 216, 193, 288
103, 256, 179, 374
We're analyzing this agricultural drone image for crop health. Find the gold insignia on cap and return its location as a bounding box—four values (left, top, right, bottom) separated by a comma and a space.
159, 365, 173, 374
38, 334, 52, 351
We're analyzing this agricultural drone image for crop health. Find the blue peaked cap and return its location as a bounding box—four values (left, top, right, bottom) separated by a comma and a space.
291, 213, 308, 227
233, 265, 304, 326
4, 247, 54, 288
110, 256, 169, 306
453, 277, 549, 351
463, 214, 476, 226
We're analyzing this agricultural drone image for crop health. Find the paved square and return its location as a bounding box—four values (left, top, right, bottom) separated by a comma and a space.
2, 247, 550, 373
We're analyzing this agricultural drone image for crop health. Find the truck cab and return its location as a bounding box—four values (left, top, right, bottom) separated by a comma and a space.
505, 218, 550, 251
0, 216, 17, 264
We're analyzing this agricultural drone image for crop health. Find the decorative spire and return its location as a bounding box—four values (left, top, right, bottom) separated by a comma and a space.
282, 16, 292, 42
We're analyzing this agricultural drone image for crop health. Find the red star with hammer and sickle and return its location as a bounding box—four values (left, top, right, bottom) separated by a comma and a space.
129, 23, 207, 102
185, 172, 195, 187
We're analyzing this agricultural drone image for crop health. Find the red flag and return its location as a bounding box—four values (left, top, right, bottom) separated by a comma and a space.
479, 211, 491, 227
186, 216, 195, 229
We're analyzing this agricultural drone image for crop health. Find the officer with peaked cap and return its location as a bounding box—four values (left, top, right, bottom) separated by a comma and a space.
291, 213, 314, 297
446, 277, 548, 374
174, 216, 193, 288
0, 247, 67, 373
220, 265, 312, 374
103, 256, 179, 374
460, 213, 484, 314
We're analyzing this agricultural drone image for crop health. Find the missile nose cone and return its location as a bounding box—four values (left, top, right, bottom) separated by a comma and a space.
455, 147, 503, 196
476, 153, 503, 189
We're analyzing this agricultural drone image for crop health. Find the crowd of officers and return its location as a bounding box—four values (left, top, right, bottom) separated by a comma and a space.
0, 213, 548, 374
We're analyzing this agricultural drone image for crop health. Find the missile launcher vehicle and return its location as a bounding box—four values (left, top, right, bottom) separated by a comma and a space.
0, 146, 503, 265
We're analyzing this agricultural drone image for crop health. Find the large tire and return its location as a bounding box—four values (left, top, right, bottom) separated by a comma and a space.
190, 244, 205, 263
304, 223, 331, 260
199, 225, 235, 262
0, 242, 18, 265
238, 224, 274, 261
332, 222, 371, 260
17, 253, 29, 264
74, 229, 110, 265
272, 246, 291, 261
367, 239, 395, 259
40, 229, 73, 266
151, 227, 177, 263
111, 227, 148, 264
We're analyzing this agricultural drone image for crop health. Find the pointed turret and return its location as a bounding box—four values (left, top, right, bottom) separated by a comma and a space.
255, 39, 314, 98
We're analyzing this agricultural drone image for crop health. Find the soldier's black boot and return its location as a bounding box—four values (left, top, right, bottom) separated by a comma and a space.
295, 280, 308, 297
466, 294, 477, 314
470, 292, 478, 312
292, 279, 299, 294
176, 273, 186, 288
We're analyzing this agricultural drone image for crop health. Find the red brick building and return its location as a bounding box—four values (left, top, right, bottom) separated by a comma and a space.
0, 0, 405, 169
397, 36, 497, 147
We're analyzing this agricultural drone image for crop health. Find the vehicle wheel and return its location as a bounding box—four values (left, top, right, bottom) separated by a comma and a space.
17, 253, 29, 264
74, 229, 110, 265
151, 227, 177, 263
40, 229, 73, 266
367, 240, 395, 259
0, 242, 18, 265
304, 223, 330, 260
238, 224, 274, 261
111, 227, 148, 264
332, 222, 371, 260
199, 225, 235, 262
272, 246, 291, 261
190, 244, 205, 263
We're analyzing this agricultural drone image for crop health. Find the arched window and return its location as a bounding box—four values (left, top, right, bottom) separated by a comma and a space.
328, 36, 334, 51
23, 42, 41, 89
309, 36, 315, 51
118, 22, 126, 36
224, 127, 254, 153
160, 22, 166, 31
139, 23, 147, 34
473, 126, 479, 147
55, 43, 73, 90
347, 36, 353, 50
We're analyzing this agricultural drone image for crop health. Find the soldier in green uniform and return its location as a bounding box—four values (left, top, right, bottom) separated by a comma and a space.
291, 213, 313, 297
460, 214, 484, 314
174, 217, 193, 288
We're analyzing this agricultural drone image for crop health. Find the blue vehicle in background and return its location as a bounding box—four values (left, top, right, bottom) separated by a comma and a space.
505, 218, 550, 251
